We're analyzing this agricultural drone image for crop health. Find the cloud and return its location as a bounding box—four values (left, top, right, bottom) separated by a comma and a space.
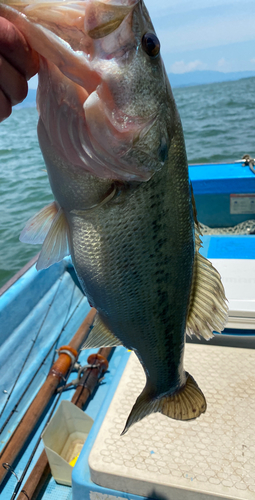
151, 1, 255, 57
159, 14, 255, 56
217, 58, 231, 72
170, 60, 206, 74
146, 0, 250, 19
251, 58, 255, 64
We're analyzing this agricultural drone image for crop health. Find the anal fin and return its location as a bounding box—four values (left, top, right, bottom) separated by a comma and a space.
122, 372, 206, 434
82, 314, 123, 349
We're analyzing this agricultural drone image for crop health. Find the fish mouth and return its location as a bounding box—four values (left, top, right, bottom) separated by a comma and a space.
79, 0, 159, 181
84, 0, 138, 40
1, 0, 166, 182
12, 0, 139, 40
10, 0, 140, 85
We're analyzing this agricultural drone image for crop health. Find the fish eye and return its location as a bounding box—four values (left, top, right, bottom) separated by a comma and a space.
142, 32, 160, 58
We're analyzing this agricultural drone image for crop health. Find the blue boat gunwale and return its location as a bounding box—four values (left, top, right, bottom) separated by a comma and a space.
0, 159, 255, 499
189, 162, 255, 194
0, 252, 39, 298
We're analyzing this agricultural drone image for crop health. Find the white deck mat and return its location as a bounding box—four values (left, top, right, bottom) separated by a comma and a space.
89, 346, 255, 500
210, 259, 255, 329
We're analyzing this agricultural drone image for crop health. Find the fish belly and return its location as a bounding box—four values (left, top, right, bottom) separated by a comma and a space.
68, 152, 194, 397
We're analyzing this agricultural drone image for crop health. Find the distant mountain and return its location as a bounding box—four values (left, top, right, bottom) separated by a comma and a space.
168, 70, 255, 88
15, 88, 37, 109
15, 70, 255, 109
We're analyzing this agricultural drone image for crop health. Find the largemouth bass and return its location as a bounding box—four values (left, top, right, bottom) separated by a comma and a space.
0, 0, 228, 433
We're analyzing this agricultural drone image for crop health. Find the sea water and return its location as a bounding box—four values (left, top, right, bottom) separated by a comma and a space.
0, 77, 255, 288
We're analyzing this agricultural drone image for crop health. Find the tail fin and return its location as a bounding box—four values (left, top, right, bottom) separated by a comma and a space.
121, 373, 206, 434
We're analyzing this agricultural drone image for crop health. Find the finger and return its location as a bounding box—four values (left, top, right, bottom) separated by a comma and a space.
0, 87, 11, 122
0, 54, 28, 105
0, 17, 39, 80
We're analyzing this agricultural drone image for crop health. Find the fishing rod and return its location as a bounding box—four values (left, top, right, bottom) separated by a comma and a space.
0, 276, 64, 424
0, 255, 85, 427
6, 340, 79, 500
15, 347, 113, 500
0, 284, 85, 436
0, 307, 97, 486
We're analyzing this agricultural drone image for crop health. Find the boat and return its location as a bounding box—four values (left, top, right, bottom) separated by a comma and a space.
0, 158, 255, 500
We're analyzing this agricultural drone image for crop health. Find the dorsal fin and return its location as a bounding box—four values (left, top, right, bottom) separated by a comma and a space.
190, 183, 201, 232
82, 314, 123, 349
186, 186, 228, 339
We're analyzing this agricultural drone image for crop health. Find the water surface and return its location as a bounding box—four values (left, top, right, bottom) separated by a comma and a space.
0, 77, 254, 288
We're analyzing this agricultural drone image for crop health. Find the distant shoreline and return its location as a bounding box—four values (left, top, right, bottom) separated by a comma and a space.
168, 70, 255, 89
17, 71, 255, 109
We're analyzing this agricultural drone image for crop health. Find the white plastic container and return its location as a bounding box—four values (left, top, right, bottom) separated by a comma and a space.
42, 400, 93, 486
210, 258, 255, 329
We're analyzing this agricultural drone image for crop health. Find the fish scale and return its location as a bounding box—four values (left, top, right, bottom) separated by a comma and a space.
0, 0, 228, 432
70, 148, 193, 396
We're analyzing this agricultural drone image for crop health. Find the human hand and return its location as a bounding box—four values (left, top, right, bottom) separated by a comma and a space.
0, 17, 39, 122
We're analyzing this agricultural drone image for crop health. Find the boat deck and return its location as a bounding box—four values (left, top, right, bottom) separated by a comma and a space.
86, 346, 255, 500
0, 234, 254, 499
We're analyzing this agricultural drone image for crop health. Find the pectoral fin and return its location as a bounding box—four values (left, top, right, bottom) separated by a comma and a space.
36, 208, 70, 270
19, 202, 58, 245
82, 314, 123, 349
20, 202, 70, 270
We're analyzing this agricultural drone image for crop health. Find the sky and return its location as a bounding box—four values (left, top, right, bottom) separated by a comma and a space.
28, 0, 255, 88
145, 0, 255, 74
